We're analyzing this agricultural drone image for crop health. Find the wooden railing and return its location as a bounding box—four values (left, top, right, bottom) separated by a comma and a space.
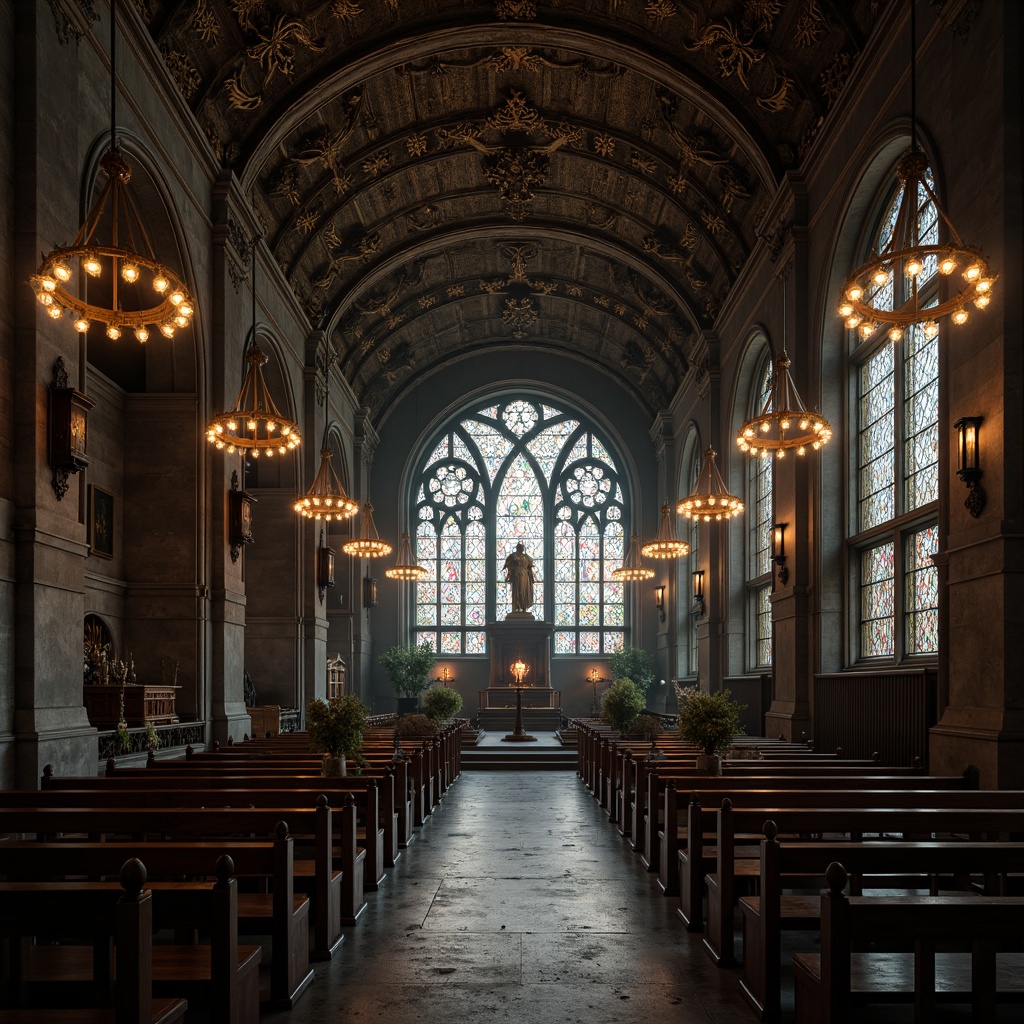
812, 669, 938, 768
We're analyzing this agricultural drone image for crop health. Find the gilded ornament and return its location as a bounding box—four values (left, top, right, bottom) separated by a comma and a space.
406, 133, 428, 157
230, 0, 266, 31
593, 132, 616, 158
685, 21, 764, 90
362, 151, 391, 177
795, 0, 826, 47
446, 285, 465, 298
645, 0, 676, 22
247, 16, 324, 85
502, 297, 538, 338
189, 0, 220, 44
495, 0, 536, 19
757, 73, 793, 113
820, 51, 851, 106
629, 150, 657, 174
744, 0, 782, 35
701, 208, 725, 235
161, 46, 202, 102
296, 210, 319, 234
224, 66, 262, 110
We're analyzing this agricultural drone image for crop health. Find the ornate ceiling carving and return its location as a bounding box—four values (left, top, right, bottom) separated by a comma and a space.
140, 0, 886, 417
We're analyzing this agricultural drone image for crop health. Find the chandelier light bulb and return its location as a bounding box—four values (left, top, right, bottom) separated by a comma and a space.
846, 284, 863, 302
952, 308, 969, 325
106, 325, 121, 340
838, 301, 854, 317
976, 277, 994, 293
159, 323, 175, 338
964, 263, 982, 282
153, 275, 169, 293
904, 257, 923, 277
82, 257, 102, 277
859, 322, 875, 339
53, 262, 72, 283
169, 291, 184, 306
975, 294, 990, 309
121, 263, 140, 283
888, 326, 903, 343
247, 418, 258, 431
923, 320, 939, 339
47, 305, 62, 319
939, 256, 957, 275
872, 268, 889, 287
40, 276, 57, 293
74, 317, 89, 333
845, 314, 862, 329
37, 292, 54, 306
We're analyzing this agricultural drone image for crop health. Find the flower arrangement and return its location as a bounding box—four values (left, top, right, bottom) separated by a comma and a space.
379, 642, 436, 697
675, 685, 746, 756
306, 693, 369, 761
600, 677, 647, 733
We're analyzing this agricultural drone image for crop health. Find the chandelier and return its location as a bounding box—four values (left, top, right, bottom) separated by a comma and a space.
641, 503, 690, 559
342, 503, 393, 559
610, 533, 655, 582
837, 1, 996, 340
205, 241, 301, 458
294, 350, 359, 521
385, 532, 430, 581
677, 447, 744, 522
30, 0, 193, 341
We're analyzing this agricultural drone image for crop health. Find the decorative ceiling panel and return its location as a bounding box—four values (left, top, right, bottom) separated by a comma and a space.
139, 0, 887, 416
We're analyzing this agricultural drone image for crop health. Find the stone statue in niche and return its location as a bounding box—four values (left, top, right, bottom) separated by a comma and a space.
502, 542, 535, 616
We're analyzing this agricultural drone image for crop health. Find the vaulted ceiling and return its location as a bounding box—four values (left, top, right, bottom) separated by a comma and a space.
139, 0, 886, 418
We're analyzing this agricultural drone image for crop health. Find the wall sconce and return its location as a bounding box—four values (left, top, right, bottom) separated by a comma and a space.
362, 571, 378, 610
954, 415, 985, 517
49, 357, 94, 500
228, 469, 256, 564
691, 569, 705, 618
772, 523, 789, 585
435, 666, 453, 686
654, 584, 666, 623
316, 527, 335, 605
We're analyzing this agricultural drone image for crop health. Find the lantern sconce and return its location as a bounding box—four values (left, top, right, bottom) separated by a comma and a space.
954, 416, 985, 518
316, 527, 336, 605
49, 357, 94, 501
772, 523, 789, 585
654, 584, 666, 623
362, 571, 378, 610
228, 469, 256, 564
691, 569, 705, 618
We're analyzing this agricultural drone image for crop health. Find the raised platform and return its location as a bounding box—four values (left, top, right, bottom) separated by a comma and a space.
477, 706, 561, 733
460, 731, 577, 771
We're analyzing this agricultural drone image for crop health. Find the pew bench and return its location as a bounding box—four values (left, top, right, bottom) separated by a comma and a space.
739, 823, 1024, 1020
0, 858, 187, 1024
792, 863, 1024, 1024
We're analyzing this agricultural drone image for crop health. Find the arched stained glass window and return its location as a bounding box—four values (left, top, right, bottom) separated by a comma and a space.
849, 161, 939, 661
413, 398, 628, 655
748, 352, 774, 669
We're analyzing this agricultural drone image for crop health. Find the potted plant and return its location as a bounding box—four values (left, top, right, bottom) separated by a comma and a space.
379, 641, 436, 715
306, 693, 369, 776
675, 685, 746, 774
600, 677, 647, 733
422, 685, 463, 725
608, 646, 656, 693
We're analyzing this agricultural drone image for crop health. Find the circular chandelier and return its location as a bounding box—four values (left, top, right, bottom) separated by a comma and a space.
610, 533, 655, 582
677, 447, 744, 522
206, 241, 300, 458
294, 446, 360, 521
30, 2, 193, 341
342, 503, 393, 559
385, 532, 430, 581
641, 503, 690, 559
837, 2, 995, 340
737, 353, 832, 459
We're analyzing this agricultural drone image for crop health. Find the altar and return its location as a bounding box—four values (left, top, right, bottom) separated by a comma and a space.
479, 619, 560, 730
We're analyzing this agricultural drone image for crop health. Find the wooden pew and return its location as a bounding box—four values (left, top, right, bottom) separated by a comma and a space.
0, 855, 259, 1024
0, 827, 313, 1009
740, 822, 1024, 1020
792, 863, 1024, 1023
0, 798, 354, 963
0, 858, 187, 1024
692, 800, 1024, 969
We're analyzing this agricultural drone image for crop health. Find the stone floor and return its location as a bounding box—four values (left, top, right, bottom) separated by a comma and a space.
258, 770, 752, 1024
256, 771, 1014, 1024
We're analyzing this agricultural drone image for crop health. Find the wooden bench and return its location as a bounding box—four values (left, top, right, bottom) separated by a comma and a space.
0, 826, 313, 1009
691, 801, 1024, 970
792, 863, 1024, 1023
0, 855, 259, 1024
0, 798, 357, 963
0, 858, 187, 1024
740, 822, 1024, 1020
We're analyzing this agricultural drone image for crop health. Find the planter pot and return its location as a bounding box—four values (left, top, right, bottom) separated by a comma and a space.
696, 753, 722, 776
321, 754, 347, 777
396, 696, 420, 716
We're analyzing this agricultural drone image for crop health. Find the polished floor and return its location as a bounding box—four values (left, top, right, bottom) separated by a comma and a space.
261, 769, 755, 1024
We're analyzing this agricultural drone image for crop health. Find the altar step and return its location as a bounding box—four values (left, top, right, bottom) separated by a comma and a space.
476, 707, 562, 733
460, 744, 578, 771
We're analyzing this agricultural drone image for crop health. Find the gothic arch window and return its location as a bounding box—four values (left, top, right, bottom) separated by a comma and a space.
678, 430, 702, 679
848, 161, 940, 662
413, 398, 628, 656
747, 350, 774, 669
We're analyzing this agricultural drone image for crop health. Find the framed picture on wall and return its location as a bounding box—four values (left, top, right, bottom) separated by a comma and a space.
88, 485, 114, 559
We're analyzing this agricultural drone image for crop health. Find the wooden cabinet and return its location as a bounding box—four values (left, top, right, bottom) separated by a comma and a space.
83, 685, 179, 728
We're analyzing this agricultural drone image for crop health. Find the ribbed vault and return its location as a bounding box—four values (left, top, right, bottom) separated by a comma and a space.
140, 0, 883, 417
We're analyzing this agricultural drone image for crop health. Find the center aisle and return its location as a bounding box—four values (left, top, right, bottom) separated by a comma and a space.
264, 771, 750, 1024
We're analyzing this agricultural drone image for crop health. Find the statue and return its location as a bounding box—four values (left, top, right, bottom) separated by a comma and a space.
503, 542, 535, 614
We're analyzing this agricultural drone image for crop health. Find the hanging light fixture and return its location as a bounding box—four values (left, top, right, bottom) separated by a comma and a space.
385, 531, 430, 581
293, 350, 359, 521
641, 502, 690, 559
610, 533, 655, 582
677, 447, 744, 522
738, 276, 832, 459
205, 240, 301, 459
342, 503, 393, 559
29, 0, 194, 341
837, 0, 996, 339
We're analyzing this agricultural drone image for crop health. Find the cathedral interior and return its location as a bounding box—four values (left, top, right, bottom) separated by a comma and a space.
2, 0, 1021, 790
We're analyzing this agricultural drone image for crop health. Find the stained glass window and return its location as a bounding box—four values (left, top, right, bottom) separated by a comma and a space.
412, 398, 628, 654
747, 352, 773, 669
850, 161, 940, 664
682, 441, 701, 677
